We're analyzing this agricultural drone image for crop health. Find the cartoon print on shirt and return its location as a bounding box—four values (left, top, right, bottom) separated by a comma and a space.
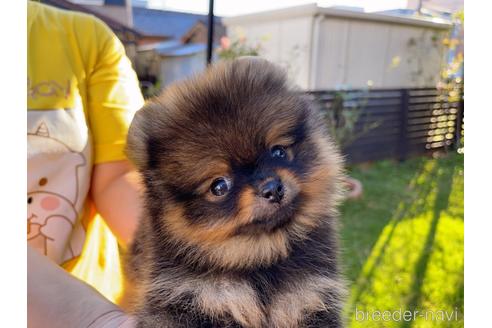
27, 122, 87, 263
27, 78, 71, 100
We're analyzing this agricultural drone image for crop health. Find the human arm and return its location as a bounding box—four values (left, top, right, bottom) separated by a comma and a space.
27, 245, 135, 328
82, 16, 145, 247
90, 160, 143, 246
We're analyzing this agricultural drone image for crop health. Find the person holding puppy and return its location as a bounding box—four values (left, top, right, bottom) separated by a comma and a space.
28, 2, 141, 327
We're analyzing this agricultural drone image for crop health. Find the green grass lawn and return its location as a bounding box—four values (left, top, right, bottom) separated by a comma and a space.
340, 152, 464, 328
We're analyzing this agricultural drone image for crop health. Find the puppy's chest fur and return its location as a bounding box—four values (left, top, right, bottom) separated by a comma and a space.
123, 220, 344, 327
135, 267, 342, 328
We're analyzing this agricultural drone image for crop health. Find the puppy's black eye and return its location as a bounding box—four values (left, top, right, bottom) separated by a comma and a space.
271, 145, 286, 159
210, 178, 231, 196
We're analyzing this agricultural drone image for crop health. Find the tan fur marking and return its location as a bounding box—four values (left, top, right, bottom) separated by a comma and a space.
276, 168, 300, 188
164, 206, 237, 245
235, 186, 256, 221
276, 167, 318, 241
163, 188, 292, 269
204, 231, 289, 269
265, 117, 298, 146
198, 278, 264, 327
302, 133, 344, 213
268, 135, 296, 148
164, 186, 259, 246
269, 275, 346, 328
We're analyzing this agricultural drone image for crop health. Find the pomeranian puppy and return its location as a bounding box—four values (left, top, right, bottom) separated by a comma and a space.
123, 57, 346, 328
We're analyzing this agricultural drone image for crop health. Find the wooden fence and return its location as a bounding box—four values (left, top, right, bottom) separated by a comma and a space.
308, 87, 464, 164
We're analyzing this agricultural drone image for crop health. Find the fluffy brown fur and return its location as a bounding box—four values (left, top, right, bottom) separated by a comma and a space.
122, 58, 346, 327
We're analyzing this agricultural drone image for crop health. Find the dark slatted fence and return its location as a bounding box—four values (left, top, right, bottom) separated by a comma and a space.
308, 87, 464, 164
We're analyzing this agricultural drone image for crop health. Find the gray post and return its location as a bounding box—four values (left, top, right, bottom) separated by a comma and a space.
398, 89, 410, 162
206, 0, 215, 65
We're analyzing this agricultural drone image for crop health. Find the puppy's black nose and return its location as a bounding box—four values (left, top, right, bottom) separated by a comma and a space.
260, 179, 284, 203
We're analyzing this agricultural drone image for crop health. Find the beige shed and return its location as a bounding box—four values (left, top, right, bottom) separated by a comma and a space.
223, 4, 452, 90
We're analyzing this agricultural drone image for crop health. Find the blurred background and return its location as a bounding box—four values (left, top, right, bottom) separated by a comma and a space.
39, 1, 464, 327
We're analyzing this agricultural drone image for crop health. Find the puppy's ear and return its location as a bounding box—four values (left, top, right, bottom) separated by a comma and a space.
125, 104, 154, 170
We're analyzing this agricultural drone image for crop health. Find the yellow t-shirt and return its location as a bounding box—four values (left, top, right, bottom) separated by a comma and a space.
27, 1, 144, 302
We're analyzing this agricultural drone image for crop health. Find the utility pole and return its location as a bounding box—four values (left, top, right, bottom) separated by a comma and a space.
206, 0, 215, 65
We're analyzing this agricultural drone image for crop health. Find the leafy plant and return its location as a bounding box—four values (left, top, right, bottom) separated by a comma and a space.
323, 91, 380, 148
216, 36, 261, 60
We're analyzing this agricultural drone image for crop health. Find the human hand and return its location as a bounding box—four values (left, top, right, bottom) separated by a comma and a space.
28, 245, 135, 328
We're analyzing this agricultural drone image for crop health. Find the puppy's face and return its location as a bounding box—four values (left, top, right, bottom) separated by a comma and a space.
127, 58, 343, 269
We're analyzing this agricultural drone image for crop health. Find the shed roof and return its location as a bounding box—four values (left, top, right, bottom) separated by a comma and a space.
138, 40, 207, 57
223, 3, 452, 29
132, 7, 223, 39
377, 8, 453, 21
